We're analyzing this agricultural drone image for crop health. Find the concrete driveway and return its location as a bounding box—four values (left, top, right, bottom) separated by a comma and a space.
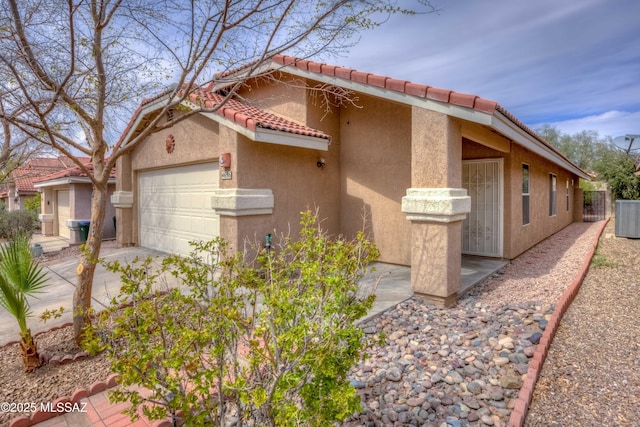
1, 237, 504, 346
0, 242, 163, 346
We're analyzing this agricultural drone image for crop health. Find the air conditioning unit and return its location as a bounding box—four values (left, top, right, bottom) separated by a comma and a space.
615, 200, 640, 238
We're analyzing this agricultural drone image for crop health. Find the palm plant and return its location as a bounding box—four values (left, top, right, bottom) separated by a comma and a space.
0, 232, 48, 372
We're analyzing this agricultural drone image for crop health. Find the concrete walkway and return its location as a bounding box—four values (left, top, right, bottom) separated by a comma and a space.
4, 235, 506, 427
0, 239, 164, 346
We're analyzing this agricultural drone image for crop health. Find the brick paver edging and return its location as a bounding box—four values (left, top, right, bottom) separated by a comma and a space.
8, 371, 121, 427
507, 219, 610, 427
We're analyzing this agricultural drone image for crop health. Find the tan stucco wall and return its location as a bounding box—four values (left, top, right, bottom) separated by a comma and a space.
339, 94, 412, 265
38, 182, 116, 239
236, 73, 308, 124
71, 183, 117, 239
124, 113, 221, 246
462, 137, 578, 259
221, 126, 341, 254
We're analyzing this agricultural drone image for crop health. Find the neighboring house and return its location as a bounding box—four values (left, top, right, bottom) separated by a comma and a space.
112, 55, 589, 306
33, 162, 116, 244
0, 157, 77, 211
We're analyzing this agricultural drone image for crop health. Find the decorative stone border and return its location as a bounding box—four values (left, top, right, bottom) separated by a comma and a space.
507, 219, 609, 427
8, 373, 121, 427
4, 322, 182, 427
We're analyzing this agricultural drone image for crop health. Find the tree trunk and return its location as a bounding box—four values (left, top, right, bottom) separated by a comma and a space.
73, 181, 108, 344
20, 333, 42, 372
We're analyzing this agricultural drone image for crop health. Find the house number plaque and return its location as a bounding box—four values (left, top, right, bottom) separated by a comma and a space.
221, 170, 232, 180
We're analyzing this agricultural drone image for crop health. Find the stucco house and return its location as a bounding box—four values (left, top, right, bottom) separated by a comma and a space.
0, 157, 77, 211
112, 55, 588, 306
34, 162, 116, 244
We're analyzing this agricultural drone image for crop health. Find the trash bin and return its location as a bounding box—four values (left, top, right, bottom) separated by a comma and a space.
79, 221, 90, 243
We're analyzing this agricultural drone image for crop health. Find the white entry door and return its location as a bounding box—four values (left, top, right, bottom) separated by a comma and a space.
462, 159, 503, 257
138, 163, 219, 256
56, 190, 71, 239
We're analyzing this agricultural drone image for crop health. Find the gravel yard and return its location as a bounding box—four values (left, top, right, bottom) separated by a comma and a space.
0, 221, 608, 426
342, 221, 603, 427
525, 220, 640, 427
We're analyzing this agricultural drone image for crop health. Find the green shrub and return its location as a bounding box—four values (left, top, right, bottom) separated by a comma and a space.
84, 211, 379, 426
0, 210, 39, 239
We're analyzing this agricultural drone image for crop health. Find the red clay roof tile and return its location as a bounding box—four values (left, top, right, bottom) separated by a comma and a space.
426, 87, 451, 103
405, 83, 429, 98
335, 67, 352, 80
449, 92, 477, 109
271, 54, 499, 116
385, 78, 407, 92
351, 71, 369, 84
192, 91, 330, 140
367, 74, 387, 88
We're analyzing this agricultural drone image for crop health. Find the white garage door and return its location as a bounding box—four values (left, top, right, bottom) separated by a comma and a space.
56, 190, 71, 239
138, 163, 219, 256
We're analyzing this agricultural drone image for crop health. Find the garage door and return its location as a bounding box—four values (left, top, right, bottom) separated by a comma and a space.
138, 163, 219, 256
56, 190, 71, 239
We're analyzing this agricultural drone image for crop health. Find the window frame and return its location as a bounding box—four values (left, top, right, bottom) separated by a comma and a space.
549, 173, 557, 216
522, 164, 530, 225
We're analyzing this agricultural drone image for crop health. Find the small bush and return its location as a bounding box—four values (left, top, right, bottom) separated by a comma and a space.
0, 210, 39, 239
85, 211, 380, 426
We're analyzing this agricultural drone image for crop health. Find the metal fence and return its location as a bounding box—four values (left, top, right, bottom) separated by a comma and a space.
583, 191, 606, 222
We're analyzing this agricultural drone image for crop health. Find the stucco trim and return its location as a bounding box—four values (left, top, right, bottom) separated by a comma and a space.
402, 188, 471, 223
39, 214, 54, 223
111, 191, 134, 208
34, 177, 115, 188
491, 111, 590, 179
211, 188, 274, 217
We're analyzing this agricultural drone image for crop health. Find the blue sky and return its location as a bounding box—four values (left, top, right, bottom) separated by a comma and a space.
328, 0, 640, 140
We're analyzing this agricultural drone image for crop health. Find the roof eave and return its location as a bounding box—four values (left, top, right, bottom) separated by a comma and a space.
276, 62, 589, 180
491, 112, 590, 180
198, 109, 329, 151
274, 66, 495, 127
34, 177, 116, 188
120, 95, 171, 146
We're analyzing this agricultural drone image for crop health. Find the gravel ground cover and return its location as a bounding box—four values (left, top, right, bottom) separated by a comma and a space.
525, 221, 640, 427
0, 222, 603, 426
342, 222, 603, 427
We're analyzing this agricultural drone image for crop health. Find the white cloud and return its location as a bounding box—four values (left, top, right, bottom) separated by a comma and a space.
335, 0, 640, 131
532, 110, 640, 138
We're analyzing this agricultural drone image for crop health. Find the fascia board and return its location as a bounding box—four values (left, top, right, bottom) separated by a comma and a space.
277, 66, 495, 126
254, 128, 329, 151
279, 66, 590, 179
198, 109, 328, 151
34, 177, 115, 188
491, 112, 590, 180
120, 95, 170, 145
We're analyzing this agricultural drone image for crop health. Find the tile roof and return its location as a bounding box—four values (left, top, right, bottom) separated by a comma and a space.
268, 55, 583, 176
117, 82, 329, 149
2, 157, 90, 193
188, 90, 330, 140
270, 54, 499, 114
33, 161, 115, 183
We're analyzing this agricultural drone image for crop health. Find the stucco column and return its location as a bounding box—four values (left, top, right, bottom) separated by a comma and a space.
402, 108, 470, 306
111, 153, 135, 247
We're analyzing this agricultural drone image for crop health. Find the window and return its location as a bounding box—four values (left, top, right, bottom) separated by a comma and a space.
566, 179, 570, 212
549, 174, 557, 216
522, 164, 530, 225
